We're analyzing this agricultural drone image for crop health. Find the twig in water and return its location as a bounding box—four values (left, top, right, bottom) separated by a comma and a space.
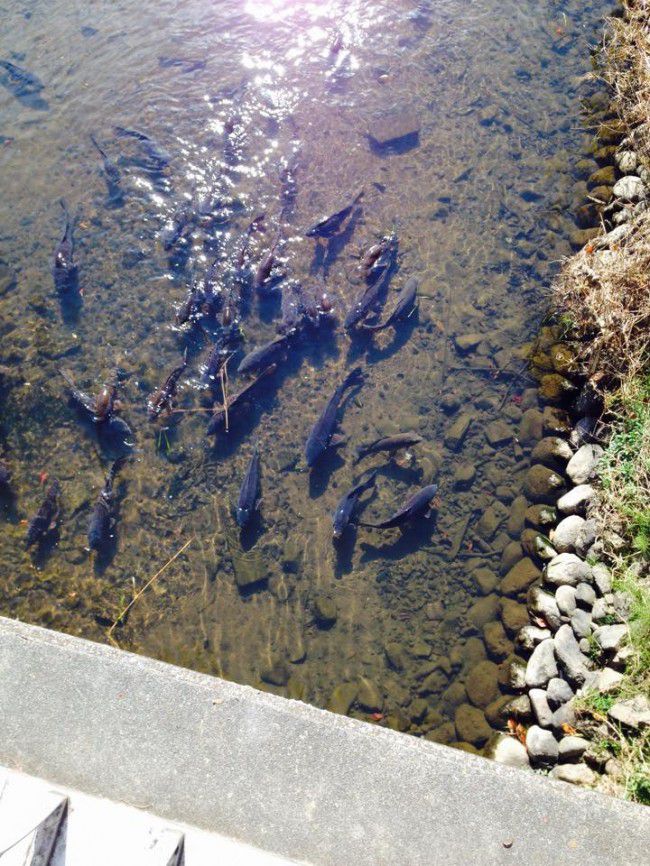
107, 537, 194, 639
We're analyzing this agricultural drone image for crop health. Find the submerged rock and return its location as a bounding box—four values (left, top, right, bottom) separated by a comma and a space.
523, 464, 565, 504
465, 660, 499, 708
454, 703, 492, 746
531, 437, 573, 467
444, 413, 472, 450
327, 682, 359, 715
367, 108, 420, 151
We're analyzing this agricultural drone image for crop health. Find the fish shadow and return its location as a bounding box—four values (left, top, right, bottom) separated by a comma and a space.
321, 208, 363, 278
334, 528, 357, 576
308, 449, 345, 500
366, 309, 420, 364
238, 508, 264, 551
29, 526, 61, 566
358, 514, 438, 564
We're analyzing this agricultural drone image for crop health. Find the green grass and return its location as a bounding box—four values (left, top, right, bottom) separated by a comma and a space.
585, 374, 650, 805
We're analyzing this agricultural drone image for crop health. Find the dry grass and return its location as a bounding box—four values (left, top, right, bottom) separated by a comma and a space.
602, 1, 650, 163
554, 213, 650, 380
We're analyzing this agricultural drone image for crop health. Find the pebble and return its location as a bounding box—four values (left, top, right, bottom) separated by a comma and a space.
566, 444, 603, 484
571, 608, 592, 639
546, 677, 574, 708
454, 333, 483, 353
465, 660, 500, 708
555, 585, 577, 616
557, 484, 595, 515
554, 624, 590, 686
485, 420, 512, 447
615, 150, 637, 173
526, 725, 559, 767
454, 704, 492, 746
558, 735, 588, 762
529, 688, 553, 727
505, 694, 532, 720
531, 437, 573, 467
591, 597, 609, 622
575, 583, 596, 608
596, 666, 624, 694
520, 529, 556, 561
517, 625, 551, 651
551, 515, 586, 553
525, 504, 557, 529
314, 596, 338, 628
525, 639, 558, 688
527, 586, 562, 632
453, 463, 476, 489
575, 519, 597, 557
501, 558, 541, 596
550, 763, 596, 786
493, 735, 531, 768
445, 413, 472, 450
593, 624, 627, 653
612, 174, 646, 201
545, 553, 593, 587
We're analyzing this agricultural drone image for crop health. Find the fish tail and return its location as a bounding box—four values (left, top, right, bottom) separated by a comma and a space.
89, 133, 105, 157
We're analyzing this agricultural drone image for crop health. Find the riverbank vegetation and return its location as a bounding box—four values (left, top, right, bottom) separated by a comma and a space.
553, 0, 650, 805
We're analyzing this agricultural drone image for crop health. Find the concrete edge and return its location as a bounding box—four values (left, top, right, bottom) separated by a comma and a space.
1, 617, 648, 866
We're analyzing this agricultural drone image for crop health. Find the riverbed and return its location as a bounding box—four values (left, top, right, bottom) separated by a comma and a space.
0, 0, 610, 746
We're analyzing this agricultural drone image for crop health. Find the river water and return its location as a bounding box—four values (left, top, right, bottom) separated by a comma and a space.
0, 0, 609, 748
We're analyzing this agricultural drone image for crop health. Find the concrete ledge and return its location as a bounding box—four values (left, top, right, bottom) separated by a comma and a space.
0, 617, 648, 865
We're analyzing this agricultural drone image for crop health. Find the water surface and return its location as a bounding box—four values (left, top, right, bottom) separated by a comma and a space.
0, 0, 607, 745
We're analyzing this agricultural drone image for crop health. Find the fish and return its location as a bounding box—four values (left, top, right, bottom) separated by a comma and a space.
237, 335, 288, 376
147, 350, 188, 421
305, 367, 365, 466
26, 480, 60, 548
306, 190, 363, 239
89, 134, 121, 192
332, 471, 377, 539
87, 459, 124, 550
158, 56, 207, 74
52, 199, 79, 294
161, 208, 193, 251
175, 283, 205, 327
236, 448, 260, 527
364, 234, 397, 285
360, 483, 438, 530
206, 364, 276, 435
362, 276, 418, 331
355, 431, 423, 463
114, 126, 171, 170
201, 324, 243, 387
60, 369, 122, 424
360, 235, 394, 280
0, 461, 11, 487
278, 281, 319, 334
253, 234, 281, 291
343, 279, 385, 330
0, 59, 44, 97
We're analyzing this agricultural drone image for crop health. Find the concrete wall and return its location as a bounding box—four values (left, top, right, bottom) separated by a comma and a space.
0, 617, 647, 865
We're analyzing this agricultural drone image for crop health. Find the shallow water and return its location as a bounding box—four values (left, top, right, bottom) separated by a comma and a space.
0, 0, 608, 745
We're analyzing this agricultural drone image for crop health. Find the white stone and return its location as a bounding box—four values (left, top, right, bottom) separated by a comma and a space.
546, 677, 574, 708
558, 735, 588, 761
525, 639, 558, 688
554, 624, 590, 686
596, 667, 624, 694
566, 444, 603, 485
557, 485, 595, 515
555, 585, 577, 616
593, 624, 627, 653
571, 609, 592, 639
613, 175, 646, 201
526, 725, 559, 766
493, 735, 531, 769
517, 625, 551, 651
545, 553, 593, 587
551, 763, 596, 786
529, 688, 553, 728
615, 150, 637, 173
608, 696, 650, 730
551, 515, 586, 553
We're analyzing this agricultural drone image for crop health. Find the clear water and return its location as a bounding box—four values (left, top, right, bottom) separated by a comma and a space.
0, 0, 607, 746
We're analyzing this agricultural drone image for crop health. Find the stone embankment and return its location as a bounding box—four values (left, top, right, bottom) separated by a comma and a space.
492, 91, 650, 790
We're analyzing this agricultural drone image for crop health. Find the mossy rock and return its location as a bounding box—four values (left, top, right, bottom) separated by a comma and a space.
327, 682, 358, 715
467, 595, 499, 628
483, 621, 513, 661
539, 373, 578, 404
500, 557, 542, 596
500, 598, 530, 636
384, 641, 406, 672
454, 704, 492, 746
465, 660, 500, 708
587, 164, 616, 188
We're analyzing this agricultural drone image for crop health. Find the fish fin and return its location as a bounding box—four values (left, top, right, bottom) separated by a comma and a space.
330, 433, 347, 448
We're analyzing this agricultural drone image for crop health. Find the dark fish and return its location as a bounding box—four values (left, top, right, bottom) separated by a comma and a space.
207, 364, 277, 435
147, 350, 188, 421
0, 461, 11, 487
332, 471, 377, 539
574, 378, 604, 418
360, 235, 394, 280
60, 369, 121, 424
26, 480, 60, 547
158, 56, 207, 73
114, 126, 171, 170
52, 199, 78, 294
362, 276, 418, 331
237, 335, 288, 376
360, 483, 438, 530
570, 416, 600, 448
60, 369, 97, 419
306, 189, 363, 239
87, 459, 124, 550
343, 279, 385, 330
236, 448, 260, 527
253, 234, 281, 291
175, 283, 205, 327
0, 59, 44, 97
161, 208, 193, 251
89, 134, 121, 191
305, 367, 365, 466
201, 324, 243, 387
355, 431, 423, 463
364, 234, 397, 285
